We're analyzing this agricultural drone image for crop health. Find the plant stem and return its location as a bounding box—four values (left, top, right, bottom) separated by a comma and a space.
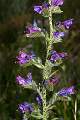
23, 114, 28, 120
49, 0, 53, 37
42, 1, 54, 120
43, 87, 47, 120
63, 100, 67, 120
47, 0, 54, 56
74, 97, 77, 120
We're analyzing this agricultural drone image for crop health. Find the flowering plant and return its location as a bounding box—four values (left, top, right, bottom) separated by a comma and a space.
16, 0, 77, 120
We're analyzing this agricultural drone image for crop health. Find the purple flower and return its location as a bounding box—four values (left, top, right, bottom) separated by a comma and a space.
63, 19, 73, 29
53, 31, 65, 39
52, 0, 64, 6
59, 52, 68, 58
36, 96, 42, 105
49, 50, 67, 63
34, 6, 43, 14
49, 50, 61, 62
34, 3, 49, 14
25, 25, 41, 37
34, 1, 63, 14
58, 86, 75, 96
47, 76, 59, 85
16, 73, 32, 86
42, 2, 50, 8
19, 102, 34, 113
16, 51, 35, 65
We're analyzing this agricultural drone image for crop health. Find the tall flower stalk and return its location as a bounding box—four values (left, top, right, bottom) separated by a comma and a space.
42, 1, 54, 120
47, 0, 54, 55
16, 0, 75, 120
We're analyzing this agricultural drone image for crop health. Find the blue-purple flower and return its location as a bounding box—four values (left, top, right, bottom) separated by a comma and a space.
59, 52, 68, 58
36, 96, 42, 105
63, 19, 73, 29
16, 51, 35, 65
34, 0, 63, 15
56, 19, 73, 30
16, 73, 32, 86
52, 0, 64, 6
19, 102, 34, 113
34, 6, 43, 14
34, 3, 49, 14
58, 86, 75, 96
53, 31, 65, 39
25, 25, 42, 37
49, 50, 61, 62
48, 50, 67, 63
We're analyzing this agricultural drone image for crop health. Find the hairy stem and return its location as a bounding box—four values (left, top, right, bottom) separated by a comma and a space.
43, 87, 47, 120
42, 1, 54, 120
74, 97, 77, 120
47, 0, 53, 56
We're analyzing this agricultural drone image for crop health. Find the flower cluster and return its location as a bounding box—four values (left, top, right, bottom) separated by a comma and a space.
48, 50, 67, 63
54, 19, 73, 39
16, 73, 32, 87
19, 102, 34, 113
16, 51, 35, 65
34, 3, 49, 14
34, 0, 63, 14
56, 19, 73, 29
58, 86, 75, 96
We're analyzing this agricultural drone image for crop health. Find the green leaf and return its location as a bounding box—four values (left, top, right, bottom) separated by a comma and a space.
47, 104, 56, 111
32, 57, 44, 69
23, 113, 30, 120
48, 93, 71, 107
23, 84, 33, 89
60, 64, 66, 71
26, 31, 45, 38
22, 57, 44, 69
53, 37, 63, 43
49, 93, 58, 105
47, 59, 63, 68
51, 118, 59, 120
31, 111, 43, 119
48, 70, 59, 78
32, 58, 44, 69
22, 60, 33, 68
52, 6, 63, 14
54, 59, 63, 66
42, 8, 49, 17
23, 81, 37, 90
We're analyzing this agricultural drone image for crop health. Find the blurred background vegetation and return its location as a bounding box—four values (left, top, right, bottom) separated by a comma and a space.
0, 0, 80, 119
